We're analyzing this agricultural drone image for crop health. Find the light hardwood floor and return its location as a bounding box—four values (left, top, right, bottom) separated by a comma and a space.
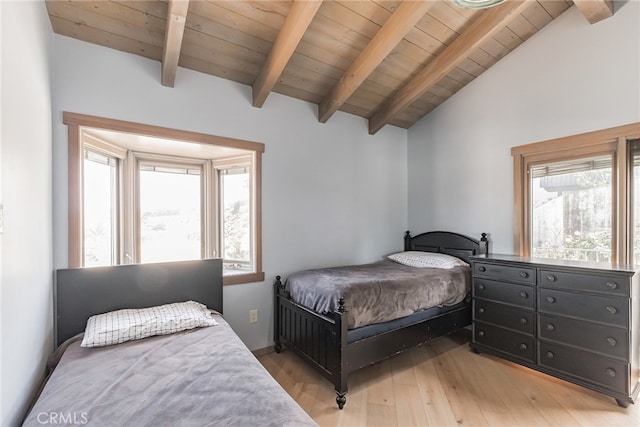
258, 329, 640, 426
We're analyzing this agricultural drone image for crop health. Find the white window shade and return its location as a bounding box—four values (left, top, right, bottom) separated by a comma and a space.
530, 155, 612, 179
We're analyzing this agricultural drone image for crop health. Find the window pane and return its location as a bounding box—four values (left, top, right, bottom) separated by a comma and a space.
531, 155, 612, 262
83, 150, 118, 267
220, 168, 252, 274
139, 167, 201, 263
633, 145, 640, 265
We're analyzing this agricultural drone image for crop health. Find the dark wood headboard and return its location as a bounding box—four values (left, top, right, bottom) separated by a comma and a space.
404, 231, 488, 263
54, 259, 223, 347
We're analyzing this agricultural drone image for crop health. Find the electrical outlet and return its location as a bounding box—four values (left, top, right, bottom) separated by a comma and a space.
249, 309, 258, 323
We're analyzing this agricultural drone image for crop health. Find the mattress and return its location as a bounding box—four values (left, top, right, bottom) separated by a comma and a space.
285, 259, 471, 329
23, 314, 317, 427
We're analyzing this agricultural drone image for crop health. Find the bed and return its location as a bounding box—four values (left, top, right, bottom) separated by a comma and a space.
23, 259, 317, 427
274, 231, 488, 409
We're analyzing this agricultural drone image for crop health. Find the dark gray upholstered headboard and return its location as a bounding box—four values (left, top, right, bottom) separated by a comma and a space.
404, 231, 488, 264
54, 259, 223, 347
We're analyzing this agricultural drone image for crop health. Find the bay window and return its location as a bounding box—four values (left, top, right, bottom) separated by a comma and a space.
65, 112, 264, 285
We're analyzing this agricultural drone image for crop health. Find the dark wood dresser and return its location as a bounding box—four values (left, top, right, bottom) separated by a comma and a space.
470, 254, 639, 407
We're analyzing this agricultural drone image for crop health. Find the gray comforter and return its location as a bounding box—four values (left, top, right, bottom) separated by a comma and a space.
23, 315, 316, 427
286, 260, 470, 329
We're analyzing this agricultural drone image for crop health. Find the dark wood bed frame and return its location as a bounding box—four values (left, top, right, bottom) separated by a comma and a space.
54, 259, 223, 347
273, 231, 488, 409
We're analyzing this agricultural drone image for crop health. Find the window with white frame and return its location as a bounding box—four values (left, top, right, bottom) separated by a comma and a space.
137, 160, 204, 264
83, 148, 120, 267
65, 112, 264, 285
216, 159, 253, 275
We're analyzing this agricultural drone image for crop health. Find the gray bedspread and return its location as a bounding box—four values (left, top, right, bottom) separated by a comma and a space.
286, 259, 471, 329
23, 315, 316, 427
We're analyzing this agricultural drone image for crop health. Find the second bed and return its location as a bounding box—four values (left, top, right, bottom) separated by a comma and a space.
274, 231, 488, 408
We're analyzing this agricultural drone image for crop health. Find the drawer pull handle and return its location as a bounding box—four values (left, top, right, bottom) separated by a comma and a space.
519, 272, 529, 278
520, 317, 528, 324
478, 266, 486, 272
606, 337, 617, 346
546, 323, 555, 331
606, 368, 616, 377
546, 296, 556, 303
478, 284, 486, 291
606, 282, 618, 290
546, 351, 554, 359
606, 306, 618, 314
478, 308, 485, 314
547, 274, 557, 282
519, 343, 528, 351
478, 330, 485, 337
520, 292, 528, 299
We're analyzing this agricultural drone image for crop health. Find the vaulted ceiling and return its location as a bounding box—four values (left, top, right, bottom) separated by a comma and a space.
46, 0, 614, 134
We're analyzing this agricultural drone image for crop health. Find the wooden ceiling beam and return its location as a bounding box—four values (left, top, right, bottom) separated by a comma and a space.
252, 0, 322, 108
317, 0, 435, 123
573, 0, 614, 24
368, 0, 531, 135
161, 0, 189, 87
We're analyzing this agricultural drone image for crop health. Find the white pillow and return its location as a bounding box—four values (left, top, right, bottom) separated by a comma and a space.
81, 300, 218, 348
388, 251, 469, 269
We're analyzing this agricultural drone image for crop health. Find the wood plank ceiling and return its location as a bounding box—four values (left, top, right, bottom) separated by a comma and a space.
46, 0, 612, 134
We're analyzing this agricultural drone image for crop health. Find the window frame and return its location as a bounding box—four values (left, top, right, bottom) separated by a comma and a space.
134, 154, 207, 264
213, 155, 255, 275
65, 112, 265, 285
527, 150, 616, 262
629, 139, 640, 264
512, 122, 640, 264
82, 146, 122, 266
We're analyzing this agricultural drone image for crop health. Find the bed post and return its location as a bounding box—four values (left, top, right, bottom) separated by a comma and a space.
404, 231, 412, 251
334, 297, 348, 409
479, 233, 489, 255
274, 275, 283, 353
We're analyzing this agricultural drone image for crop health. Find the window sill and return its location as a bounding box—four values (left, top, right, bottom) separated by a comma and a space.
223, 272, 265, 286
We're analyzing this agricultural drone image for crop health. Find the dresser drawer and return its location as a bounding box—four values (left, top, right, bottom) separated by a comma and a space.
539, 342, 629, 393
474, 300, 534, 334
539, 269, 629, 297
474, 262, 535, 285
474, 322, 535, 362
474, 279, 534, 309
538, 314, 628, 360
538, 288, 629, 328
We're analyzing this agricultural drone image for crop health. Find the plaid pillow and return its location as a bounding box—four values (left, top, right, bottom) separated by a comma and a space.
81, 301, 218, 348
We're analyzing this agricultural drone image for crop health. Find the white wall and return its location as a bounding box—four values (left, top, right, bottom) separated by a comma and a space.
407, 2, 640, 254
1, 1, 53, 425
51, 35, 408, 351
